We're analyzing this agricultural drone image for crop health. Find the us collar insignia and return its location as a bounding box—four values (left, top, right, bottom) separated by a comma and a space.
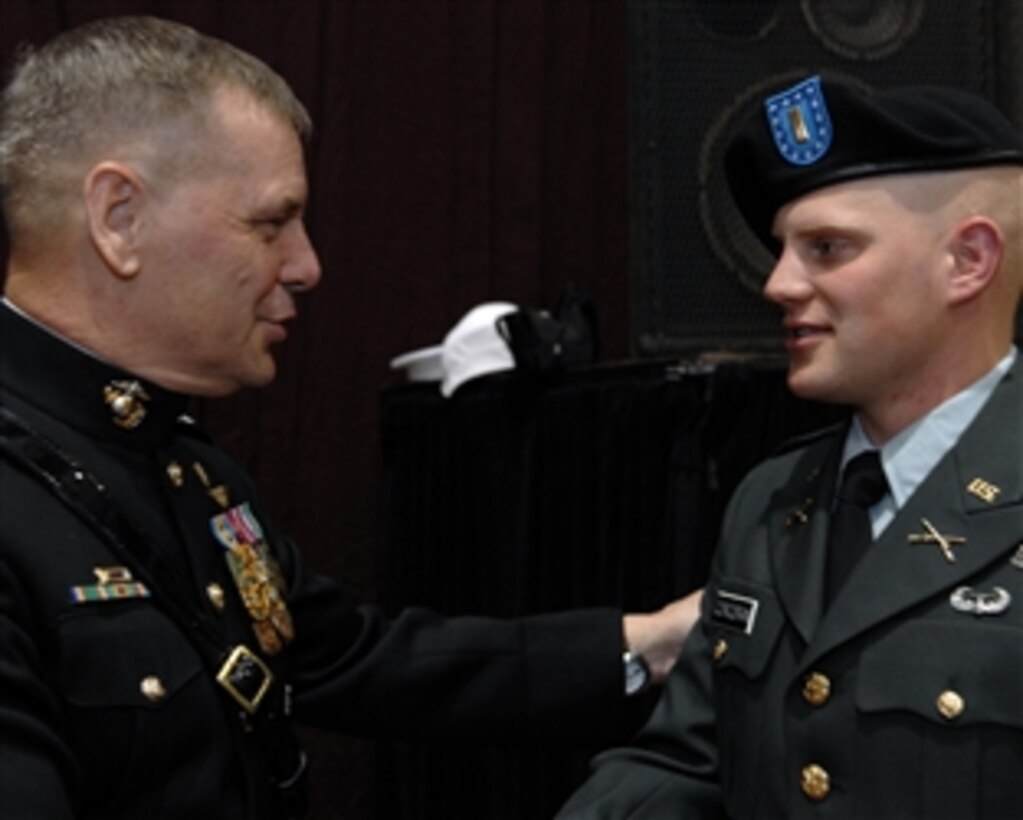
950, 585, 1011, 616
907, 518, 966, 563
966, 477, 1001, 504
103, 380, 150, 430
70, 566, 151, 604
210, 502, 294, 656
765, 75, 833, 166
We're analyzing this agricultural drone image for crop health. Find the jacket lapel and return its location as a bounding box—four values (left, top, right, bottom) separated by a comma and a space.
803, 361, 1022, 667
769, 436, 843, 644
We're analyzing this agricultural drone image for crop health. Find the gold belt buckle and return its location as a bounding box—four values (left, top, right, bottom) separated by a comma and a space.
216, 644, 273, 715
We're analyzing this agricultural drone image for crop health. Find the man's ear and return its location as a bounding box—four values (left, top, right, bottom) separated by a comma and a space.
947, 216, 1004, 306
84, 162, 146, 278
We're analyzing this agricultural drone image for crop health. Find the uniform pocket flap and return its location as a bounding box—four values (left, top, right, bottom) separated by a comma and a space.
857, 620, 1023, 728
58, 606, 203, 707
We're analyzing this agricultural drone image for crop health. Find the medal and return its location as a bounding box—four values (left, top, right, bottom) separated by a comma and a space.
210, 502, 294, 655
70, 566, 151, 604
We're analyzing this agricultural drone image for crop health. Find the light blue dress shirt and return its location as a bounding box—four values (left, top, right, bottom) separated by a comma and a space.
841, 346, 1018, 538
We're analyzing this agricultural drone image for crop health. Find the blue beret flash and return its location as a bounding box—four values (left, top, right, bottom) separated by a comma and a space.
724, 74, 1023, 253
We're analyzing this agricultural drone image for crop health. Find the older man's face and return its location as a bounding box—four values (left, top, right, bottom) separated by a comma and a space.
136, 86, 321, 396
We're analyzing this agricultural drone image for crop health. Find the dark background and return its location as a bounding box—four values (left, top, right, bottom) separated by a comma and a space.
0, 2, 635, 817
1, 1, 1020, 818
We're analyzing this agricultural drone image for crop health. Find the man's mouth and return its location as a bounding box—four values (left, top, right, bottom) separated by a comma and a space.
783, 323, 830, 346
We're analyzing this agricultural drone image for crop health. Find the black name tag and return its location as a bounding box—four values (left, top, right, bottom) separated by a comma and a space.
710, 590, 759, 635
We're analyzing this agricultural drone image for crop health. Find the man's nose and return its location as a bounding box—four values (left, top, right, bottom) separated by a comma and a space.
280, 223, 322, 292
762, 247, 808, 306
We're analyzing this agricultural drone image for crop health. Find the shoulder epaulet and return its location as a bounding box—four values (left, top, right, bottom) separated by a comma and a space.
770, 419, 848, 458
175, 413, 214, 443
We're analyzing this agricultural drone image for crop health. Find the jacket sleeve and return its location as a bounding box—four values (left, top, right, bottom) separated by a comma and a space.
0, 558, 77, 820
554, 591, 724, 818
280, 535, 648, 746
553, 461, 783, 818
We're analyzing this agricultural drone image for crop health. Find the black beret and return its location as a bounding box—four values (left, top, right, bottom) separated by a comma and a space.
724, 75, 1023, 253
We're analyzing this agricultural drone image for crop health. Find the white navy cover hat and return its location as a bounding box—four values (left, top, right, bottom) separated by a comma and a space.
389, 345, 444, 382
439, 302, 518, 397
389, 302, 518, 396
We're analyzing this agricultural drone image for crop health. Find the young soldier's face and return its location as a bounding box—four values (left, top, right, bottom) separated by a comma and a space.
763, 175, 953, 429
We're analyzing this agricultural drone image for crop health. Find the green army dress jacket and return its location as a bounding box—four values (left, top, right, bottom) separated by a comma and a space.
560, 357, 1022, 819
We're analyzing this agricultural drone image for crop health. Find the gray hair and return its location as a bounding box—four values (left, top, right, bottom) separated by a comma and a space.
0, 16, 311, 243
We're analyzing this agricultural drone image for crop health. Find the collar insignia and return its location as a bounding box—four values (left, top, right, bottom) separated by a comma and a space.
103, 380, 150, 430
966, 477, 1001, 504
783, 498, 814, 531
907, 518, 966, 563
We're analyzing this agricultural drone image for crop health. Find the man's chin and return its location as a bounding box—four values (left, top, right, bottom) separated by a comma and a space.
243, 361, 277, 391
207, 359, 277, 396
785, 365, 835, 403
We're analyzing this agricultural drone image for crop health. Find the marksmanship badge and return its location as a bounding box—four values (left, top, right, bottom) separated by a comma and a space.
210, 502, 295, 655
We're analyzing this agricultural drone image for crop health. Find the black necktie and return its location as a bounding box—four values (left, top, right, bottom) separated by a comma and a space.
826, 450, 888, 604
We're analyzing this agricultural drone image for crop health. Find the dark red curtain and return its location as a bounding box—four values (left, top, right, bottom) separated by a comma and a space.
1, 1, 630, 817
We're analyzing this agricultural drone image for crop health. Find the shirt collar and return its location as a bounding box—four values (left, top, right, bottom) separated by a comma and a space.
0, 299, 190, 452
843, 346, 1017, 513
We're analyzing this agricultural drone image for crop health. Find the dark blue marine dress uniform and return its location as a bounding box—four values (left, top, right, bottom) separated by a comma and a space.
0, 302, 631, 819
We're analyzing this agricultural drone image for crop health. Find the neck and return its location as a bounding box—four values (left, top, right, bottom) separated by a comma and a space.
857, 345, 1013, 445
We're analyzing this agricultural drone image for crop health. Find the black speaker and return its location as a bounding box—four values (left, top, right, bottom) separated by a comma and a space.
629, 0, 1023, 357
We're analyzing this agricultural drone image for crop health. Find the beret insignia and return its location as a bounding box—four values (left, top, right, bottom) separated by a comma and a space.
765, 75, 833, 167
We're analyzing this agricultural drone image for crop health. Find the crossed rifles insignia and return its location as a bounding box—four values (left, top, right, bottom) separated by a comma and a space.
907, 518, 966, 563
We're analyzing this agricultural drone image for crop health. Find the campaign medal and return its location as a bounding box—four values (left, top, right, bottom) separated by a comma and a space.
210, 502, 294, 655
70, 566, 151, 604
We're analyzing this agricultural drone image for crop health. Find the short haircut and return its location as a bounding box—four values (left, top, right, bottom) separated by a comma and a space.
0, 16, 311, 243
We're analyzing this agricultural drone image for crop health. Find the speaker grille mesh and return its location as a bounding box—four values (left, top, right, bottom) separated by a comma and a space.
629, 0, 1017, 356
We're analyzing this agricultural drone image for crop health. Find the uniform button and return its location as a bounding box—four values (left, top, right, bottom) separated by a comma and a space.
140, 675, 167, 703
206, 582, 226, 612
936, 689, 965, 720
166, 461, 185, 488
801, 763, 830, 801
713, 638, 729, 662
802, 671, 831, 706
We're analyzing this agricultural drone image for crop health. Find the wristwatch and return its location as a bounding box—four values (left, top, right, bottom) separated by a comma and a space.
622, 650, 651, 696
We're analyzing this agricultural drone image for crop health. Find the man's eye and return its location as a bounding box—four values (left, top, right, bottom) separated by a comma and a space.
255, 219, 286, 240
811, 237, 844, 257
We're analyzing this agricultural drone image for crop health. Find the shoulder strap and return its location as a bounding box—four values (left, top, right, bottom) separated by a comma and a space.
0, 406, 227, 661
